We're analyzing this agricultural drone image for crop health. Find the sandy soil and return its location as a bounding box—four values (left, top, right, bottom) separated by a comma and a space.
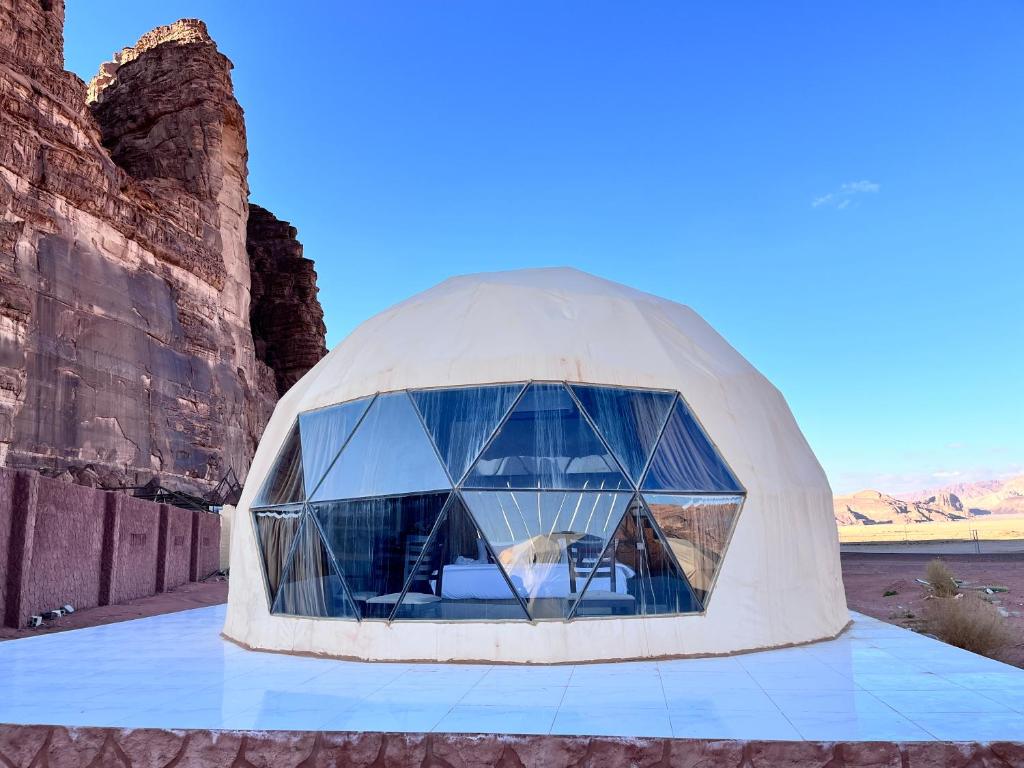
841, 552, 1024, 668
0, 577, 228, 641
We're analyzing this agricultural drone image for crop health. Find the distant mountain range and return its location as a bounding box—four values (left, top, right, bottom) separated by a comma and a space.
834, 474, 1024, 526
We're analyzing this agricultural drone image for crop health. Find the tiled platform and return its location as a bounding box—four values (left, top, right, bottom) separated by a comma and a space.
1, 606, 1022, 742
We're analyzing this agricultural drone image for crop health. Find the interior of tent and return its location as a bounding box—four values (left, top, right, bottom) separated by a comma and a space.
249, 381, 746, 622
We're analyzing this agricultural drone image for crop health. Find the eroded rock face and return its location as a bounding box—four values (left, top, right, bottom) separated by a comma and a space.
247, 205, 327, 396
0, 3, 324, 493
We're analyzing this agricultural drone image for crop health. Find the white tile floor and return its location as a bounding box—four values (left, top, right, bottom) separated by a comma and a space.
1, 606, 1022, 741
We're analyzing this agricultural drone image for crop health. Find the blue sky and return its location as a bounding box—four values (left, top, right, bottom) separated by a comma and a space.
64, 2, 1023, 495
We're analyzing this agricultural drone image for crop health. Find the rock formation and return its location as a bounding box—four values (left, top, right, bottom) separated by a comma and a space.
0, 2, 325, 494
835, 474, 1024, 526
247, 205, 327, 396
833, 489, 970, 526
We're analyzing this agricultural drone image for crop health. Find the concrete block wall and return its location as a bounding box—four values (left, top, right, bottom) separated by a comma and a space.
0, 468, 220, 628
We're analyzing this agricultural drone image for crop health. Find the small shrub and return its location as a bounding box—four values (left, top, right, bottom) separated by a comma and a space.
925, 594, 1012, 657
925, 559, 958, 597
883, 589, 898, 597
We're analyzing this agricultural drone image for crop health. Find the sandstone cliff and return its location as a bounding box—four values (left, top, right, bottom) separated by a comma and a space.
0, 3, 325, 494
247, 205, 327, 396
833, 489, 971, 526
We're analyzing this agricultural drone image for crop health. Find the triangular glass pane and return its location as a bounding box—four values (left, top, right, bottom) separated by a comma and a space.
642, 493, 744, 605
572, 497, 700, 617
411, 384, 525, 483
271, 513, 357, 618
570, 385, 675, 484
253, 423, 304, 506
310, 392, 451, 502
462, 490, 632, 618
392, 495, 530, 621
253, 506, 302, 606
642, 400, 742, 492
299, 396, 373, 497
464, 383, 629, 490
312, 492, 449, 619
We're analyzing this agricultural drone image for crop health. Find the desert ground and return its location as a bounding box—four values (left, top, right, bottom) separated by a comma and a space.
838, 513, 1024, 546
842, 552, 1024, 668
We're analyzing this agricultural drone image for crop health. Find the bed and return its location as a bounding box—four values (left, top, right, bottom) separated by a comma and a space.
437, 562, 635, 600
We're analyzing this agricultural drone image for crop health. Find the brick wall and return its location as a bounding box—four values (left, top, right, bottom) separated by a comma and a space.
0, 468, 220, 628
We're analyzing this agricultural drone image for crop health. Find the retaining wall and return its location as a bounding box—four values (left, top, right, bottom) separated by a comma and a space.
0, 467, 220, 628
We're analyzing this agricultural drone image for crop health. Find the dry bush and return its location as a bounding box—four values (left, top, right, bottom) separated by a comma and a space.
925, 594, 1012, 657
925, 558, 958, 597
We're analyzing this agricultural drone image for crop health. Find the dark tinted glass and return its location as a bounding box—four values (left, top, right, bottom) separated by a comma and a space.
271, 514, 357, 618
570, 385, 675, 484
310, 392, 451, 502
299, 396, 373, 497
462, 490, 631, 619
253, 423, 304, 507
253, 506, 302, 606
642, 493, 744, 605
464, 383, 628, 490
573, 497, 700, 617
391, 495, 529, 621
411, 384, 524, 483
312, 492, 449, 619
642, 400, 742, 492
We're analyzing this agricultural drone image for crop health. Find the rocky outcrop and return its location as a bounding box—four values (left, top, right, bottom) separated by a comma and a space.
833, 489, 970, 526
0, 3, 324, 494
907, 474, 1024, 516
247, 205, 327, 396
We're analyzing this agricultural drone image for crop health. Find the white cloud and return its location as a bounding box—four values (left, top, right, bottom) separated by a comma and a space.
932, 470, 962, 479
812, 179, 880, 209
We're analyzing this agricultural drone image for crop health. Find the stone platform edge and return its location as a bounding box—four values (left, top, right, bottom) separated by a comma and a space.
1, 725, 1022, 768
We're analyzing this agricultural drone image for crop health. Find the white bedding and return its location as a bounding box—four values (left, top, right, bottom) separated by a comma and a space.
438, 562, 634, 600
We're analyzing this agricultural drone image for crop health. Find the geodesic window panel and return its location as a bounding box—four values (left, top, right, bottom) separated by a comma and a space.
391, 495, 530, 621
411, 384, 525, 483
464, 383, 628, 490
312, 492, 450, 619
253, 506, 302, 607
462, 490, 632, 618
571, 497, 700, 618
299, 396, 373, 497
570, 384, 676, 484
253, 423, 304, 507
271, 513, 358, 618
642, 493, 744, 605
642, 399, 743, 493
251, 382, 746, 622
310, 392, 451, 502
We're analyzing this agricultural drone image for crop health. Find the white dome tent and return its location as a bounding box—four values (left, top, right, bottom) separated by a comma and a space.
224, 268, 848, 663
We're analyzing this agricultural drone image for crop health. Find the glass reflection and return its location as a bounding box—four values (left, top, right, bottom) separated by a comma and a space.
465, 383, 628, 490
462, 490, 631, 618
272, 514, 356, 618
411, 384, 524, 483
642, 400, 742, 492
642, 493, 744, 604
310, 392, 451, 502
253, 424, 304, 507
570, 385, 675, 484
391, 496, 530, 621
313, 492, 449, 619
573, 498, 700, 617
299, 396, 373, 497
